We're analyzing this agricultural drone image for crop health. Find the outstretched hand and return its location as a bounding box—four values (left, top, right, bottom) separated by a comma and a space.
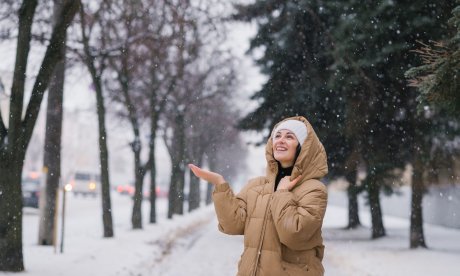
188, 164, 226, 186
276, 175, 302, 191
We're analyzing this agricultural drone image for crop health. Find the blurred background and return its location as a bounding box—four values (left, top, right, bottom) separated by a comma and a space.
0, 0, 459, 274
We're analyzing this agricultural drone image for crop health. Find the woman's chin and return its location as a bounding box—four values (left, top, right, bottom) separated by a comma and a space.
274, 156, 293, 165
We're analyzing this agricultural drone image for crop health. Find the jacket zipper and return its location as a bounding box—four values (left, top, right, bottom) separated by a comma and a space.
251, 193, 274, 276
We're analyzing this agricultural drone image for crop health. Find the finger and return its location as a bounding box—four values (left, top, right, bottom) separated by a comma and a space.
189, 165, 214, 183
291, 175, 302, 185
188, 164, 197, 173
188, 164, 199, 170
188, 164, 202, 177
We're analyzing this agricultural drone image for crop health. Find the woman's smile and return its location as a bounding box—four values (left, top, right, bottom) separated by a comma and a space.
273, 130, 299, 168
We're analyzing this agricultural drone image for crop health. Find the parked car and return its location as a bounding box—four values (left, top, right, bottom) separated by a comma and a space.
116, 183, 168, 199
67, 172, 100, 197
116, 183, 135, 196
22, 178, 40, 208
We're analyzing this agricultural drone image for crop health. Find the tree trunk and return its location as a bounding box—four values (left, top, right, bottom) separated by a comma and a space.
174, 113, 186, 215
38, 0, 66, 245
117, 72, 147, 229
168, 163, 184, 218
410, 152, 427, 248
149, 114, 158, 223
0, 0, 79, 270
79, 4, 114, 237
8, 1, 38, 148
366, 173, 386, 239
94, 79, 114, 237
345, 170, 361, 229
189, 172, 201, 211
205, 151, 217, 205
0, 156, 24, 271
167, 112, 186, 218
205, 183, 213, 205
131, 145, 144, 229
188, 155, 202, 212
167, 165, 179, 219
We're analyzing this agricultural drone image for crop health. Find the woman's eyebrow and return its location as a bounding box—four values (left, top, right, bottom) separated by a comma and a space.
275, 131, 294, 135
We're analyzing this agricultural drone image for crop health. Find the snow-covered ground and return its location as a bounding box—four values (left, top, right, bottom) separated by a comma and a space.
6, 189, 460, 276
322, 205, 460, 276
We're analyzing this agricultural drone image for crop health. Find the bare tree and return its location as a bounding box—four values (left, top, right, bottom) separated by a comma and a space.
187, 98, 247, 210
38, 0, 68, 246
77, 1, 114, 237
142, 0, 178, 224
102, 0, 179, 228
161, 0, 240, 217
164, 53, 240, 217
0, 0, 80, 271
104, 0, 152, 230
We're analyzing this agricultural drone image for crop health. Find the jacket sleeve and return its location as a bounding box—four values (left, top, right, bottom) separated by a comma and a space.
270, 181, 327, 250
212, 182, 250, 235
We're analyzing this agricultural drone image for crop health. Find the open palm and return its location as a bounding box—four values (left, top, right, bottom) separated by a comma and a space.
188, 164, 225, 186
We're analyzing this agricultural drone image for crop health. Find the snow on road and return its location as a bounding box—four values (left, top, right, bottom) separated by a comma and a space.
5, 190, 460, 276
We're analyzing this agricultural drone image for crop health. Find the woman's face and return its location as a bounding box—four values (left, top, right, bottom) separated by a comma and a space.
272, 129, 299, 168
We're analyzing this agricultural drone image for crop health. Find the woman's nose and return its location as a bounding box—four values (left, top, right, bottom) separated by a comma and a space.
277, 136, 286, 143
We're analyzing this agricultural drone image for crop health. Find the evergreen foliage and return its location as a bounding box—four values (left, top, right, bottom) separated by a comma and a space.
234, 0, 350, 178
332, 0, 453, 172
235, 0, 457, 240
406, 3, 460, 116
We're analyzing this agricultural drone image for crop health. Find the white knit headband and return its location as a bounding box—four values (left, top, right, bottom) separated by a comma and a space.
272, 120, 308, 145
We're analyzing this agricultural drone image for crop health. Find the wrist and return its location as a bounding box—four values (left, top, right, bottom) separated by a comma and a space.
215, 176, 226, 185
213, 182, 230, 193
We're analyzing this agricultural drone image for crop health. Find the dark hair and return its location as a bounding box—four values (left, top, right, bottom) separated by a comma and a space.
295, 144, 301, 161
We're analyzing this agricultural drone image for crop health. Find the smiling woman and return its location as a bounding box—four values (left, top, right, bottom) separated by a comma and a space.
273, 129, 299, 167
189, 116, 329, 276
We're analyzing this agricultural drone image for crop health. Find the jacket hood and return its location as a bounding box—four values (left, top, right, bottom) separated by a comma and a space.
266, 116, 328, 183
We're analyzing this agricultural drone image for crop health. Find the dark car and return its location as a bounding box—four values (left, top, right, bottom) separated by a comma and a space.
22, 178, 40, 208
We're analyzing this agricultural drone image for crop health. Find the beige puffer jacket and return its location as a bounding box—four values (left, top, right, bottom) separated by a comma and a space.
213, 116, 328, 276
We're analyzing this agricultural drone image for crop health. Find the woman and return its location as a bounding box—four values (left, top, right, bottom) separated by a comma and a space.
189, 116, 328, 276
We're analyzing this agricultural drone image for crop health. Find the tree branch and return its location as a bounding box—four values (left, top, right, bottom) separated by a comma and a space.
79, 3, 101, 92
162, 129, 173, 157
8, 0, 38, 150
140, 156, 152, 177
21, 0, 81, 147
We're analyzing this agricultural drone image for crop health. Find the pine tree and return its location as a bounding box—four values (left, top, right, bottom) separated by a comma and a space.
333, 0, 455, 240
234, 0, 456, 243
234, 1, 339, 126
406, 3, 460, 116
403, 2, 460, 248
234, 0, 360, 229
